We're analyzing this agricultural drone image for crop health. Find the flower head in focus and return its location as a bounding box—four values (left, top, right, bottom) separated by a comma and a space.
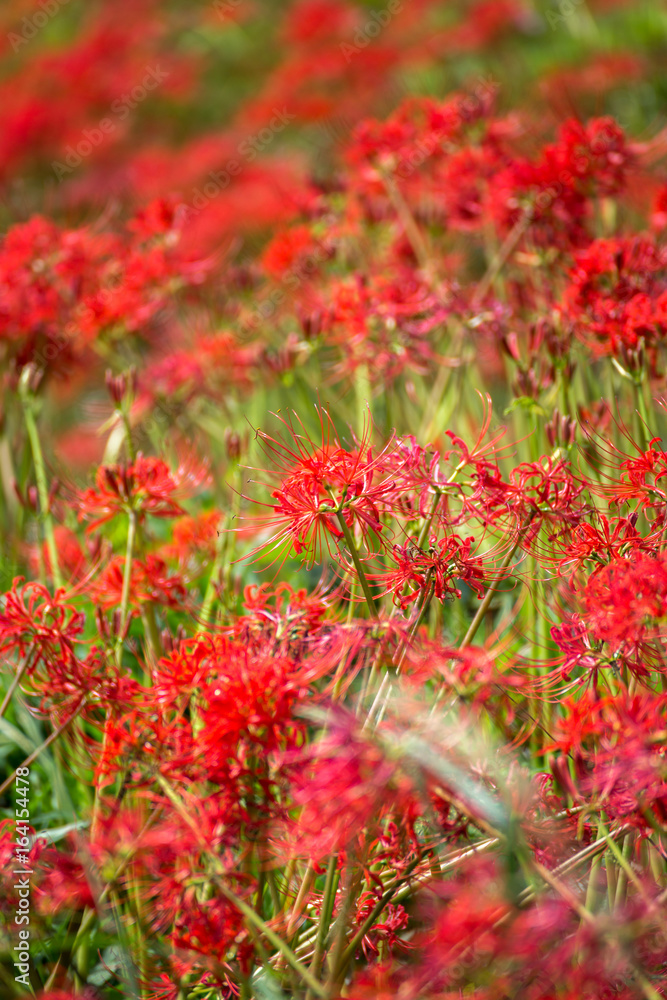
241, 407, 406, 568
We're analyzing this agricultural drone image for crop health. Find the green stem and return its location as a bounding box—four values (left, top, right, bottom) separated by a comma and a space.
141, 603, 162, 661
0, 652, 34, 720
20, 390, 63, 591
217, 882, 328, 998
583, 817, 605, 916
380, 168, 430, 271
355, 365, 371, 440
121, 409, 137, 463
116, 510, 137, 665
200, 521, 226, 627
156, 774, 327, 997
366, 578, 436, 728
634, 375, 650, 451
416, 489, 442, 551
0, 701, 85, 797
613, 832, 634, 909
307, 854, 339, 988
335, 509, 378, 619
471, 207, 532, 308
459, 515, 534, 649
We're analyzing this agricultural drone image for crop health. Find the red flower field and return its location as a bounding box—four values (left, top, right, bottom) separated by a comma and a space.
1, 1, 667, 998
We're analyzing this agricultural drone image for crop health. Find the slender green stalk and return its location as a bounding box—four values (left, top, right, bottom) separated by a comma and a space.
335, 509, 378, 619
200, 519, 226, 627
633, 373, 650, 451
0, 652, 33, 720
471, 207, 532, 308
582, 817, 605, 923
217, 882, 328, 999
20, 384, 63, 591
116, 510, 137, 665
459, 515, 534, 649
366, 577, 436, 728
416, 488, 442, 551
613, 832, 634, 909
307, 853, 339, 990
355, 365, 371, 440
141, 603, 162, 661
0, 701, 85, 797
379, 168, 430, 270
121, 408, 137, 463
156, 774, 328, 997
287, 862, 316, 939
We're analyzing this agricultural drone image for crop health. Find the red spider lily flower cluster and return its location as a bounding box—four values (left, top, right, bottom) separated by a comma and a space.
244, 410, 406, 567
3, 3, 667, 998
78, 455, 209, 529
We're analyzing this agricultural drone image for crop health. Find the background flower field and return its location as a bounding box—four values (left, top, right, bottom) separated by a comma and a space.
2, 1, 667, 998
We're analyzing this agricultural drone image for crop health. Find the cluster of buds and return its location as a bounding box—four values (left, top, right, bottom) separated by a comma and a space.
105, 367, 138, 407
613, 339, 646, 380
545, 409, 577, 448
95, 606, 132, 645
297, 305, 333, 341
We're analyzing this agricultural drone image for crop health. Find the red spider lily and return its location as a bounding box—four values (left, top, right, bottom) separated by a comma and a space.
227, 581, 335, 660
0, 205, 202, 376
25, 647, 140, 722
581, 552, 667, 650
473, 455, 588, 544
377, 533, 487, 610
35, 849, 97, 915
347, 93, 488, 178
129, 632, 307, 814
78, 455, 209, 530
93, 700, 198, 789
195, 636, 307, 813
0, 215, 116, 369
550, 614, 600, 682
152, 635, 223, 709
555, 513, 652, 585
488, 117, 633, 251
562, 235, 667, 358
261, 224, 322, 279
241, 408, 407, 567
600, 437, 667, 513
355, 891, 410, 961
0, 578, 84, 670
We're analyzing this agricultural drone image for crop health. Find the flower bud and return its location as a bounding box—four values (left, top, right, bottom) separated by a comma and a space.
224, 429, 242, 461
96, 607, 108, 640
